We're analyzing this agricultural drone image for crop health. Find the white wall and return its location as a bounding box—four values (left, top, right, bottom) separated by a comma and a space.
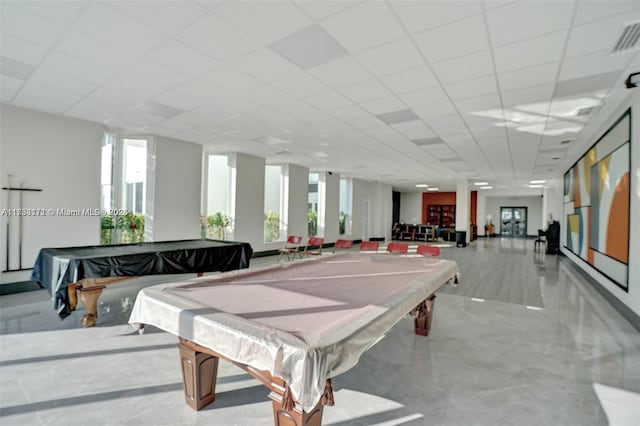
232, 153, 267, 251
0, 105, 102, 284
286, 164, 308, 239
147, 136, 201, 242
399, 192, 422, 224
561, 91, 639, 318
352, 180, 393, 241
322, 172, 340, 242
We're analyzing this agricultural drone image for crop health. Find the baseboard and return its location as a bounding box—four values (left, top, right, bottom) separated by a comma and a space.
0, 281, 42, 296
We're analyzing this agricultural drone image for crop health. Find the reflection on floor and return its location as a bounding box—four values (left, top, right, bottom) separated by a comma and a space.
1, 238, 639, 425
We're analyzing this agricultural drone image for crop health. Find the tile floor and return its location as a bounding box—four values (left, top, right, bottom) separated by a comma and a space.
1, 238, 639, 426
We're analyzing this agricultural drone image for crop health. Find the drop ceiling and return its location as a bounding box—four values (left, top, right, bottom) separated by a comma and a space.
1, 0, 639, 192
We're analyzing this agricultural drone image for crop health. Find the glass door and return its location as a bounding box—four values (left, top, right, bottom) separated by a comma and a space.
500, 207, 527, 237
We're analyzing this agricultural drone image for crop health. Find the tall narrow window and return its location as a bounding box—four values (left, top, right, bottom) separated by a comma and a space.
204, 154, 233, 240
308, 173, 320, 236
339, 178, 353, 235
264, 164, 286, 243
122, 138, 147, 214
100, 133, 115, 212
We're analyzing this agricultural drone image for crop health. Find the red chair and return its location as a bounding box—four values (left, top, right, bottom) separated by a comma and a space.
278, 235, 302, 262
333, 239, 353, 253
386, 242, 409, 254
301, 237, 324, 257
359, 241, 379, 252
416, 245, 440, 257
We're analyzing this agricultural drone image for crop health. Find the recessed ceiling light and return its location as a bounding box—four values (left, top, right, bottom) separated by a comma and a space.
376, 109, 420, 124
427, 188, 439, 191
529, 184, 544, 188
474, 182, 489, 186
415, 184, 429, 188
270, 25, 349, 70
530, 180, 546, 184
480, 186, 492, 189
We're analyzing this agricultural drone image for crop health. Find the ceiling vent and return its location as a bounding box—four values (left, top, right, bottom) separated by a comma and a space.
576, 106, 597, 116
560, 139, 573, 144
612, 21, 640, 53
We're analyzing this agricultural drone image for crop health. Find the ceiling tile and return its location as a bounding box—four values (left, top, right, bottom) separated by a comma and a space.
73, 3, 166, 55
0, 34, 48, 66
199, 66, 263, 91
347, 115, 385, 130
320, 2, 405, 53
486, 0, 574, 46
398, 86, 449, 108
455, 93, 502, 113
498, 62, 559, 91
309, 56, 372, 88
177, 12, 260, 62
327, 105, 370, 121
431, 50, 494, 83
303, 90, 351, 109
108, 61, 191, 92
293, 0, 356, 21
573, 0, 640, 25
494, 32, 567, 73
413, 102, 459, 119
270, 72, 328, 97
390, 1, 483, 34
338, 79, 393, 103
153, 91, 204, 112
0, 3, 67, 49
216, 1, 311, 44
356, 38, 425, 76
413, 14, 489, 64
234, 48, 302, 82
359, 96, 406, 115
29, 67, 96, 97
566, 11, 640, 58
55, 31, 137, 71
379, 66, 439, 94
555, 72, 619, 98
391, 120, 435, 139
145, 40, 220, 77
108, 1, 206, 35
558, 49, 634, 81
501, 84, 555, 107
19, 80, 82, 105
12, 92, 75, 114
446, 75, 498, 100
269, 25, 349, 70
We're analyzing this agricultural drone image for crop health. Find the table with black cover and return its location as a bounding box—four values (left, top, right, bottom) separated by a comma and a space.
31, 239, 253, 327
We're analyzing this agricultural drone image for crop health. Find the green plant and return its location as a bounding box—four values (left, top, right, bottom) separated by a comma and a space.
339, 211, 347, 235
206, 212, 230, 239
101, 212, 144, 244
308, 208, 317, 236
264, 211, 281, 243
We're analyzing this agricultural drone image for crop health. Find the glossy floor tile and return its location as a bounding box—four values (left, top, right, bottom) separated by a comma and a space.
1, 238, 639, 425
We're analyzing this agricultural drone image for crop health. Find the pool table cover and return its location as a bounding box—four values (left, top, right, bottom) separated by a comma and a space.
129, 253, 458, 412
31, 239, 253, 318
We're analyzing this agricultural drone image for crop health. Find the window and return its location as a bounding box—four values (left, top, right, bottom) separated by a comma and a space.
100, 133, 147, 244
308, 173, 319, 236
264, 165, 287, 243
203, 154, 234, 240
339, 178, 353, 235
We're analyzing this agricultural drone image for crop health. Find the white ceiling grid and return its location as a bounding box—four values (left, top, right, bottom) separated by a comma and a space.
0, 0, 638, 191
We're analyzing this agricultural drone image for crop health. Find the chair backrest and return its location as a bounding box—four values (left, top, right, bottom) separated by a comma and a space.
359, 241, 379, 252
286, 235, 302, 245
307, 237, 324, 247
416, 245, 440, 257
333, 239, 353, 252
386, 242, 409, 254
537, 229, 546, 238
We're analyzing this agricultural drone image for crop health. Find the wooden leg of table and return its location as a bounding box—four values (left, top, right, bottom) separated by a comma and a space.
178, 341, 219, 410
269, 392, 324, 426
78, 286, 104, 328
67, 283, 78, 311
414, 295, 436, 336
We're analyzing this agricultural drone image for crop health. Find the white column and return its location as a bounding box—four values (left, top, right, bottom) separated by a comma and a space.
455, 178, 470, 242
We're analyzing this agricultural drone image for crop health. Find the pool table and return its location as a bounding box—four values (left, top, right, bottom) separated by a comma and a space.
129, 253, 459, 425
31, 239, 252, 327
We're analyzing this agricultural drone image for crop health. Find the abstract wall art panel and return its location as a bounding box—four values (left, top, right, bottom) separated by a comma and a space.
563, 109, 631, 291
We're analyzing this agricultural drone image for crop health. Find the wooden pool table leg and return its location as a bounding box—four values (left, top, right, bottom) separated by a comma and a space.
414, 294, 436, 336
78, 286, 105, 328
178, 341, 219, 410
67, 283, 78, 311
269, 390, 324, 426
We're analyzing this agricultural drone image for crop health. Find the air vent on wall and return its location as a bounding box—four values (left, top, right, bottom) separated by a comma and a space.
612, 21, 640, 53
576, 106, 596, 116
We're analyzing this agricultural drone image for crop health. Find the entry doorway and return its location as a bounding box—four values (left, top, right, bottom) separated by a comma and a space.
500, 207, 527, 237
